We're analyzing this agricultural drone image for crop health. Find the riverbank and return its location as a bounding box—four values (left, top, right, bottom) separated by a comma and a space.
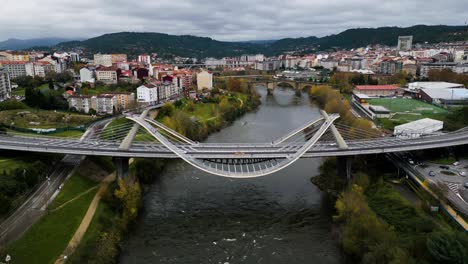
311, 154, 468, 263
61, 89, 262, 262
119, 87, 343, 263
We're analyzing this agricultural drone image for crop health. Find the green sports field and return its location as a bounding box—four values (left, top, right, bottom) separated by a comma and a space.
367, 98, 448, 115
368, 98, 450, 129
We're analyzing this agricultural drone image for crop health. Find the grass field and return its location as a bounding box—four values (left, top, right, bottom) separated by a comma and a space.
0, 109, 95, 129
0, 158, 30, 173
369, 98, 449, 129
5, 172, 98, 264
368, 98, 448, 114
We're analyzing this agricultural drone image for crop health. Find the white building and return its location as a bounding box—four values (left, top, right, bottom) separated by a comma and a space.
137, 84, 159, 103
0, 68, 11, 101
196, 70, 213, 91
93, 95, 117, 114
96, 67, 119, 84
67, 95, 93, 113
80, 67, 95, 83
138, 55, 151, 65
394, 118, 443, 139
408, 82, 465, 91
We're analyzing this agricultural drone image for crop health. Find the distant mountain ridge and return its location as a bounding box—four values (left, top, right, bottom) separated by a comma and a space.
0, 37, 77, 50
21, 25, 468, 57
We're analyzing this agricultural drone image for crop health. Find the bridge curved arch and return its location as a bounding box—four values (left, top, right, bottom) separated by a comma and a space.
127, 115, 339, 178
276, 81, 297, 89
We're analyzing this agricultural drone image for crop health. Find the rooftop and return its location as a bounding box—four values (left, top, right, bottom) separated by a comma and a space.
355, 84, 399, 90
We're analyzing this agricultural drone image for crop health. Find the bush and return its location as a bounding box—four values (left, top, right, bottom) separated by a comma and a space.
0, 100, 28, 111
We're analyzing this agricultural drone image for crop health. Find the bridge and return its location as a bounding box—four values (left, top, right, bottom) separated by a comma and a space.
248, 78, 318, 94
1, 111, 468, 179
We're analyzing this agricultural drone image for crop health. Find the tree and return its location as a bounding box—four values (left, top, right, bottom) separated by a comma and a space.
114, 179, 141, 223
427, 229, 468, 264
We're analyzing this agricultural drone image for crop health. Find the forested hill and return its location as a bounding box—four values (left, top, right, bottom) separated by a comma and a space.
56, 32, 266, 58
55, 25, 468, 58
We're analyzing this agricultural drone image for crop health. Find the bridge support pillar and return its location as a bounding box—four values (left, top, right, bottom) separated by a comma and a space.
295, 89, 301, 96
113, 157, 130, 179
267, 88, 274, 95
337, 156, 353, 184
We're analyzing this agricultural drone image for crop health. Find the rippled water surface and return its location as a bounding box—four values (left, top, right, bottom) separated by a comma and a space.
120, 87, 343, 264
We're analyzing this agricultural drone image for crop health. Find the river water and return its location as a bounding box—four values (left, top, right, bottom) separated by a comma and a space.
120, 87, 343, 264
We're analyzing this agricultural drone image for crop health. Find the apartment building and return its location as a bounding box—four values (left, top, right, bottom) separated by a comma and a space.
0, 68, 11, 101
96, 66, 120, 84
67, 95, 93, 113
196, 70, 213, 91
100, 92, 135, 110
0, 61, 28, 78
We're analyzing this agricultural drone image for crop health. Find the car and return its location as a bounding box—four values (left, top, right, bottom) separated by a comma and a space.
453, 161, 460, 166
464, 182, 468, 188
408, 159, 414, 165
459, 171, 467, 177
439, 165, 450, 170
429, 171, 436, 177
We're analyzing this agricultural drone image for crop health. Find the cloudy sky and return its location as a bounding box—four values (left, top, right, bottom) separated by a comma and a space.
1, 0, 467, 41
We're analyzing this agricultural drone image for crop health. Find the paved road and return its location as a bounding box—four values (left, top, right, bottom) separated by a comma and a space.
0, 118, 114, 249
390, 153, 468, 217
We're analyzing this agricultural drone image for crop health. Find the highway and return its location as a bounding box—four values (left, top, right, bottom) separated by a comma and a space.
0, 127, 467, 159
0, 118, 114, 249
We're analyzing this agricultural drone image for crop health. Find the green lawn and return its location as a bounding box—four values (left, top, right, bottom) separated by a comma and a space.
191, 103, 218, 120
67, 201, 114, 263
5, 172, 98, 264
0, 158, 30, 173
0, 109, 95, 129
11, 87, 26, 97
429, 157, 457, 165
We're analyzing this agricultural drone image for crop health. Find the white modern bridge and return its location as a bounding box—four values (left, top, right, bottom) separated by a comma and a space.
1, 111, 468, 178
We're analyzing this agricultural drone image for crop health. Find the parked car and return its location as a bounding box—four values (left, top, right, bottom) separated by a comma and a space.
439, 165, 450, 170
464, 182, 468, 188
453, 161, 460, 166
459, 171, 467, 177
429, 171, 436, 177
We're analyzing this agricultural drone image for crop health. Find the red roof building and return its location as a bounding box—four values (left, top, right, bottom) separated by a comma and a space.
354, 84, 400, 96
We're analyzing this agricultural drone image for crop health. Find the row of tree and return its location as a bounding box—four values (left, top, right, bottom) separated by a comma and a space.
309, 85, 374, 135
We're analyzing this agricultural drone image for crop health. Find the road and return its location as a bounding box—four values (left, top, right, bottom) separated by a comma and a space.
0, 118, 114, 249
388, 153, 468, 218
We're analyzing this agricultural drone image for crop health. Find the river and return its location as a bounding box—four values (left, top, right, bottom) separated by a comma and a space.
120, 87, 343, 264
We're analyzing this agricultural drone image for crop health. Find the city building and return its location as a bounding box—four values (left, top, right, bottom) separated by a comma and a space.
420, 62, 458, 77
196, 70, 213, 91
0, 68, 11, 101
80, 67, 96, 83
408, 82, 465, 90
419, 88, 468, 107
93, 54, 112, 67
0, 51, 30, 62
101, 92, 135, 110
138, 54, 151, 65
354, 84, 400, 97
0, 61, 28, 78
95, 66, 120, 84
67, 95, 93, 113
70, 52, 80, 62
93, 94, 117, 114
394, 118, 443, 139
255, 60, 282, 71
397, 36, 413, 51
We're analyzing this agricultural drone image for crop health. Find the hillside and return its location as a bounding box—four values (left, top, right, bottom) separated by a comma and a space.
53, 25, 468, 58
57, 32, 265, 58
0, 38, 75, 50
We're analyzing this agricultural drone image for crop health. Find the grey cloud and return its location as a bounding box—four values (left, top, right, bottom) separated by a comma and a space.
0, 0, 467, 41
